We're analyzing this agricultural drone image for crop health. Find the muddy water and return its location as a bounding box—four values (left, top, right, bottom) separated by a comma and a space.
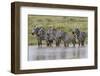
28, 45, 88, 61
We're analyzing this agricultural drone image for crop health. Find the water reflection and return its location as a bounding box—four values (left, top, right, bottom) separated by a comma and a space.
28, 45, 88, 61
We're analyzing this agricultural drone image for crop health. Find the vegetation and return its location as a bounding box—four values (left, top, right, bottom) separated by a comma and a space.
28, 15, 88, 45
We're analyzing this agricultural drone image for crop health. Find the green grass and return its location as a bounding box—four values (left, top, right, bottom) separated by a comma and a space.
28, 15, 88, 45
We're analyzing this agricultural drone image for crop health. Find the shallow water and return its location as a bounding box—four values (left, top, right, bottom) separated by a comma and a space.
28, 45, 88, 61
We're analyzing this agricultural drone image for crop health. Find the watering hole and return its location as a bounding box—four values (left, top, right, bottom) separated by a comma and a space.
28, 45, 88, 61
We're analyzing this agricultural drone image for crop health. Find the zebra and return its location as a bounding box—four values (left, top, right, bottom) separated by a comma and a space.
60, 31, 76, 47
74, 28, 87, 46
32, 26, 47, 47
51, 29, 76, 47
46, 27, 54, 47
32, 26, 55, 47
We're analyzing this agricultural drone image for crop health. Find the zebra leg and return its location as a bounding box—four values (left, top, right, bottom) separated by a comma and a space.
40, 40, 42, 47
73, 43, 75, 47
78, 40, 81, 47
56, 40, 59, 47
56, 41, 58, 46
57, 39, 60, 47
59, 39, 61, 46
49, 41, 52, 47
67, 43, 69, 47
38, 40, 41, 47
50, 40, 53, 47
79, 42, 81, 47
81, 40, 84, 46
64, 41, 66, 47
49, 43, 51, 47
72, 39, 76, 47
74, 40, 76, 47
46, 41, 49, 46
47, 40, 51, 47
72, 42, 76, 47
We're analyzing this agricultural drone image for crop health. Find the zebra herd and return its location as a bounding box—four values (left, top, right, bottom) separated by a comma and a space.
32, 26, 87, 47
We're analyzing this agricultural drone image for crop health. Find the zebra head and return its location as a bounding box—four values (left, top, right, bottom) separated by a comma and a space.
32, 26, 41, 36
74, 28, 81, 38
